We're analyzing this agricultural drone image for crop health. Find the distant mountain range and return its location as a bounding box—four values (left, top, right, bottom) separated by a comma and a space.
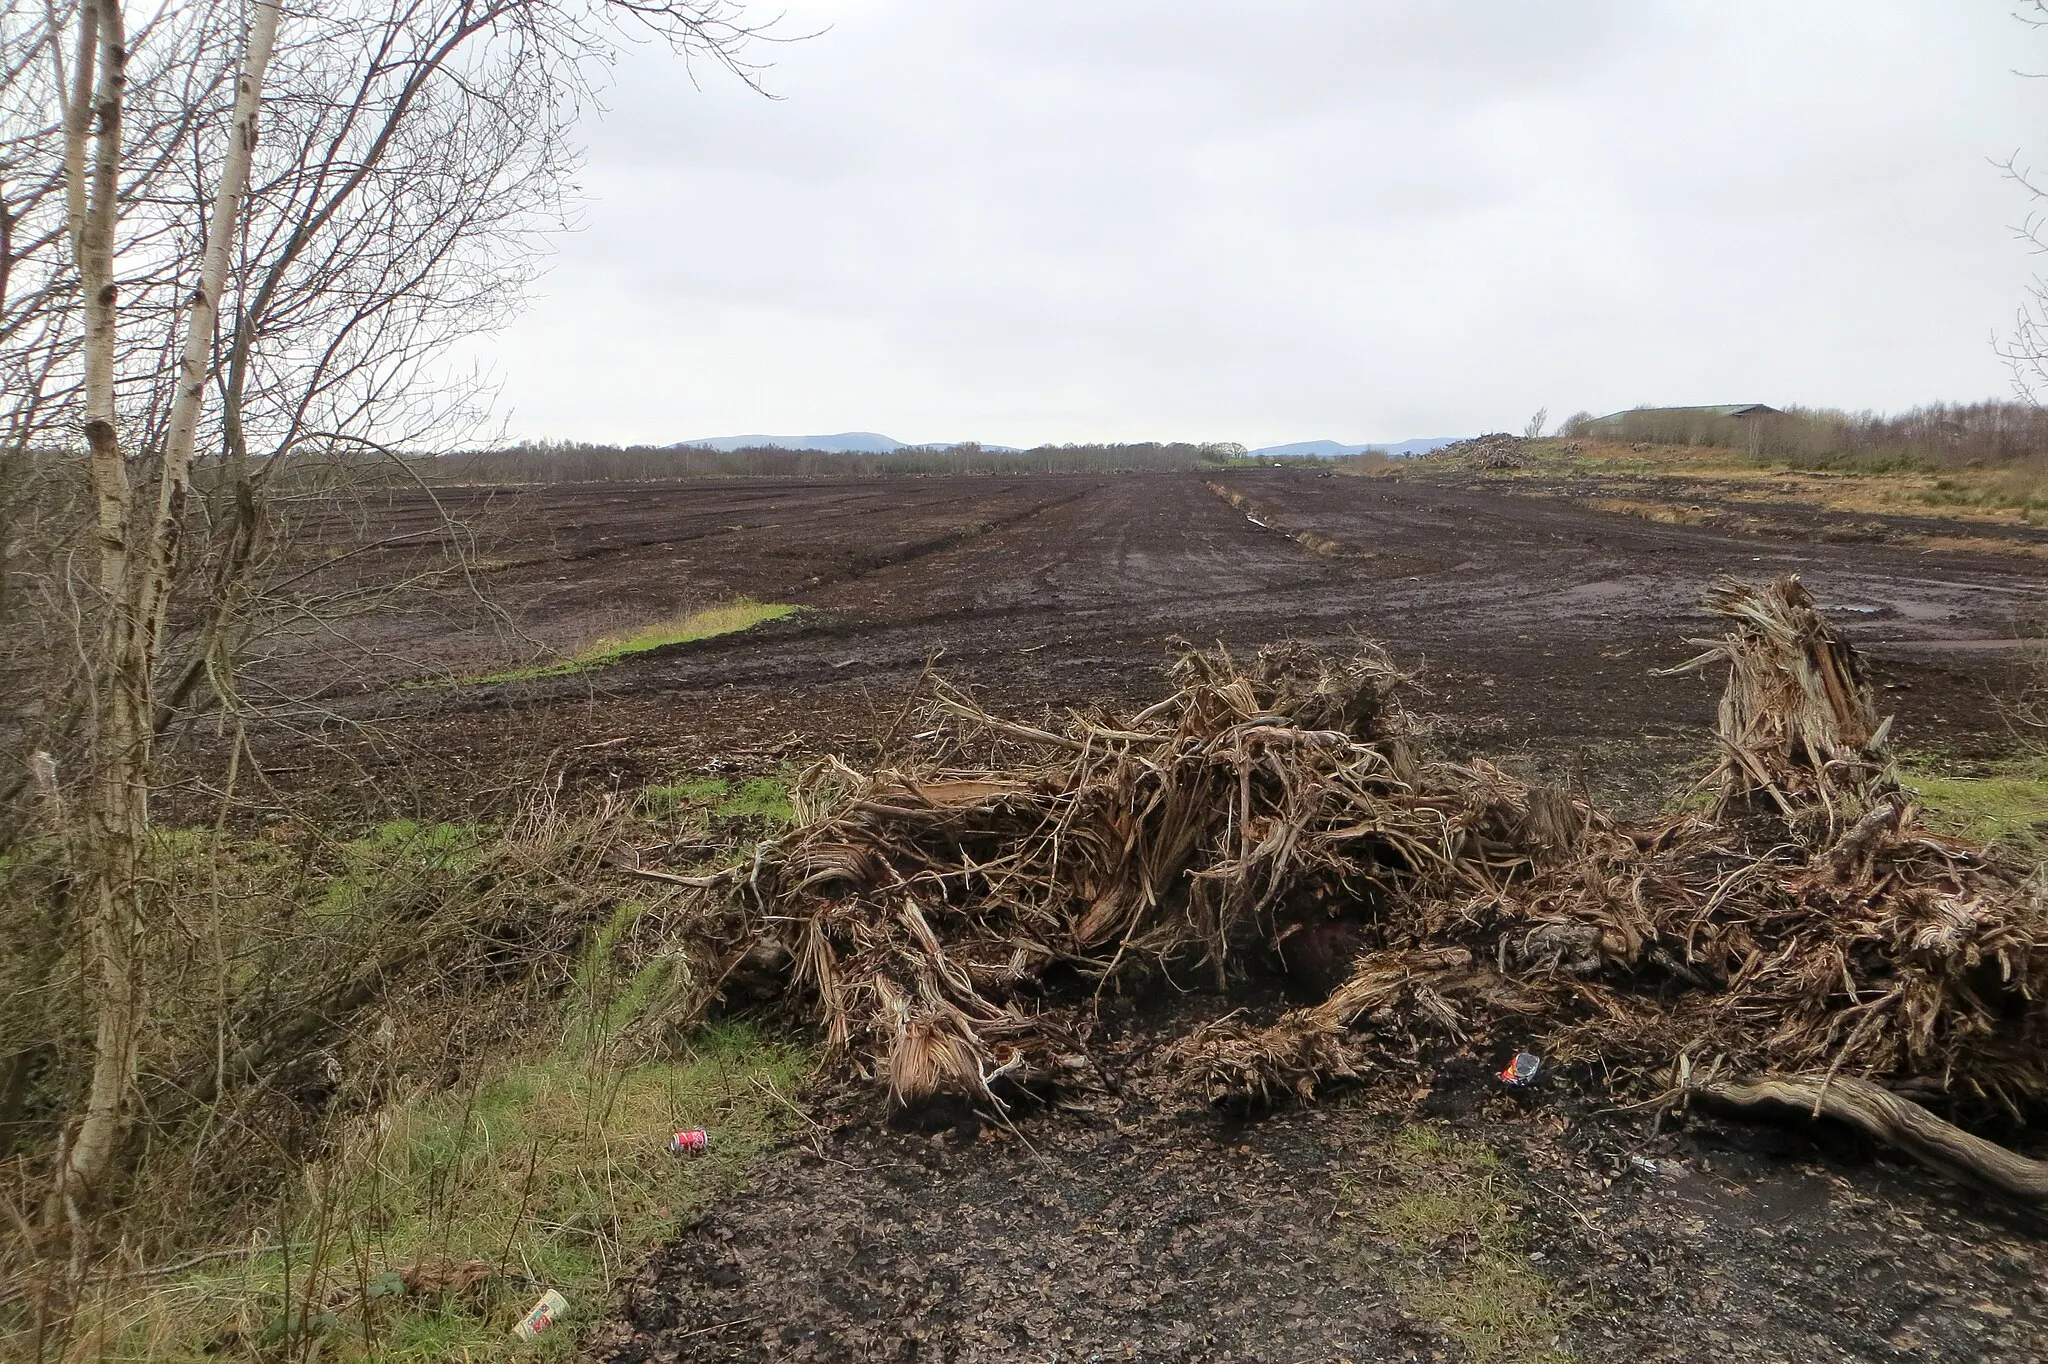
679, 432, 1464, 458
1248, 437, 1462, 458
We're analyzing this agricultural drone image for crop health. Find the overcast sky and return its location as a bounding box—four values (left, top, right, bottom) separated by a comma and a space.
472, 1, 2044, 448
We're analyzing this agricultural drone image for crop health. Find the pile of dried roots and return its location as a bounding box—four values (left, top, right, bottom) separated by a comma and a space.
652, 576, 2047, 1147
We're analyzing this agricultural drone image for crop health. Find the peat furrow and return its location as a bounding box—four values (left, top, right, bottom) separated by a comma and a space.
1204, 480, 1369, 559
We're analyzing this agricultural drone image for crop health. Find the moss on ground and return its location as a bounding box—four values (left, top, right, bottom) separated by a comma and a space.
1341, 1122, 1573, 1363
462, 598, 800, 685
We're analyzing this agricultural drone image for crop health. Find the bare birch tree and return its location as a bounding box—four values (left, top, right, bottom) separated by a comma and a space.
0, 0, 769, 1218
2004, 2, 2048, 401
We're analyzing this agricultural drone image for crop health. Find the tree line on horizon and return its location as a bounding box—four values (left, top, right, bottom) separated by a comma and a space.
448, 397, 2048, 485
1558, 399, 2048, 470
430, 439, 1250, 481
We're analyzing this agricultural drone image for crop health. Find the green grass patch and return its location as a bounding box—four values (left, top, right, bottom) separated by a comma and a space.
315, 819, 489, 917
1917, 468, 2048, 515
1902, 753, 2048, 862
1775, 448, 1937, 476
640, 778, 734, 817
640, 774, 794, 824
463, 598, 800, 685
1340, 1122, 1572, 1363
715, 777, 795, 822
69, 1028, 809, 1362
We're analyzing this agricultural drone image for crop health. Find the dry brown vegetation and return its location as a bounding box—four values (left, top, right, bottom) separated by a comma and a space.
1564, 400, 2048, 472
1395, 435, 2048, 546
646, 578, 2048, 1191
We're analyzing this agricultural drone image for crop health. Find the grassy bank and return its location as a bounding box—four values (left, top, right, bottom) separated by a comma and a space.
35, 1028, 808, 1363
1904, 753, 2048, 863
2, 773, 806, 1362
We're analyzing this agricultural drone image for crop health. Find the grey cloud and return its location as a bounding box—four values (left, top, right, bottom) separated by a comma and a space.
470, 1, 2038, 445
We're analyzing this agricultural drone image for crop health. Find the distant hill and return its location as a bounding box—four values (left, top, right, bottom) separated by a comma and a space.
678, 432, 905, 453
1250, 437, 1464, 459
1376, 437, 1463, 457
677, 432, 1024, 454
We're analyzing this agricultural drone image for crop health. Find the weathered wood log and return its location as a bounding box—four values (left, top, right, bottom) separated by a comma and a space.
1694, 1072, 2048, 1206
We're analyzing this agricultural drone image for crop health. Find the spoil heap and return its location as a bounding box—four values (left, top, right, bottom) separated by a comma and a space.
1186, 579, 2045, 1117
655, 577, 2048, 1186
1431, 432, 1531, 469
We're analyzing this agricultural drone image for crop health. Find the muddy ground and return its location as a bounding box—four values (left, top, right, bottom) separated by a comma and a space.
257, 470, 2048, 1361
588, 1033, 2048, 1364
264, 469, 2043, 821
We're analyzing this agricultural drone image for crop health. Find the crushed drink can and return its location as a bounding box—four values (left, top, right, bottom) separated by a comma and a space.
1498, 1051, 1542, 1086
512, 1289, 568, 1341
669, 1128, 711, 1155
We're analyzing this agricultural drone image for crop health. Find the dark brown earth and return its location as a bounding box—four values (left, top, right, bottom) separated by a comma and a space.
588, 1034, 2048, 1364
269, 470, 2043, 822
259, 471, 2048, 1362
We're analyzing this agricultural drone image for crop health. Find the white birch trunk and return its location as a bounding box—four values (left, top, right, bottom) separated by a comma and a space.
142, 0, 279, 634
59, 0, 282, 1210
68, 0, 126, 599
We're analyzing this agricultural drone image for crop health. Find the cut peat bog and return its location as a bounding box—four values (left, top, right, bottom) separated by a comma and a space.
20, 5, 2048, 1362
22, 470, 2048, 1362
262, 470, 2046, 822
266, 469, 2048, 1362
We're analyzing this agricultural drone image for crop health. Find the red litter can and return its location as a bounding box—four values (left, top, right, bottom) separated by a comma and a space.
669, 1129, 711, 1155
1498, 1052, 1542, 1086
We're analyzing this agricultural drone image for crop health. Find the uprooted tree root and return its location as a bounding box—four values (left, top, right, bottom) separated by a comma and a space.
1682, 1072, 2048, 1206
643, 575, 2048, 1196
